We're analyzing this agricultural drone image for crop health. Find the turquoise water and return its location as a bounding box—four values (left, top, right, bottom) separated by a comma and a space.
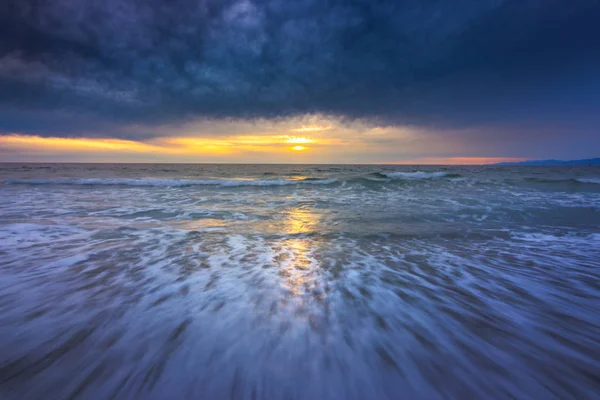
1, 164, 599, 399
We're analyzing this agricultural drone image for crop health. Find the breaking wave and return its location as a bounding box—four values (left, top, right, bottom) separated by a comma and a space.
2, 172, 463, 188
524, 177, 600, 185
576, 178, 600, 185
379, 171, 459, 179
5, 172, 598, 189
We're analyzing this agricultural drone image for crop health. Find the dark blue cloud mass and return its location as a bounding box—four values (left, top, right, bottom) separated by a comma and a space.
0, 0, 599, 139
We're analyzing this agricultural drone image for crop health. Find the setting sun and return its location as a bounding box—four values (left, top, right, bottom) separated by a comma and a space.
291, 145, 308, 151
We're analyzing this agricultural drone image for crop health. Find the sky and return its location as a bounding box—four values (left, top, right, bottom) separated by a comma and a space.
0, 0, 599, 163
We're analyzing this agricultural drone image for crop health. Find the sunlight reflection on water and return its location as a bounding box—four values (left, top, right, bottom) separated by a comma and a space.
1, 164, 599, 399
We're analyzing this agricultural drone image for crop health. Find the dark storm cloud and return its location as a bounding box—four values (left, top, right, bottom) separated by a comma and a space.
0, 0, 599, 138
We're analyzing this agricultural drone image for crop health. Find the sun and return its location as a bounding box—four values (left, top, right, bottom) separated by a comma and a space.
291, 145, 308, 151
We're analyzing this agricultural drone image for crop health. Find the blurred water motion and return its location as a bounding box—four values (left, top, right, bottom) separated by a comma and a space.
1, 163, 599, 399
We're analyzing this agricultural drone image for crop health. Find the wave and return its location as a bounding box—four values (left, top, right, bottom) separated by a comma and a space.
378, 171, 460, 180
8, 173, 597, 189
3, 178, 339, 187
576, 178, 600, 185
2, 171, 467, 188
523, 177, 600, 185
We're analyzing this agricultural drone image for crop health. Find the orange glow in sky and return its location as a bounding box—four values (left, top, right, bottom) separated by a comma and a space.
0, 134, 319, 154
0, 119, 526, 164
285, 137, 315, 144
0, 135, 156, 153
0, 133, 325, 162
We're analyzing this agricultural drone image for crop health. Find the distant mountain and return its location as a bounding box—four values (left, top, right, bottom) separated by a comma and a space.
496, 158, 600, 166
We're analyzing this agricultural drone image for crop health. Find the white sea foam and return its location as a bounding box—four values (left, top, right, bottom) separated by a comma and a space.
382, 171, 450, 179
227, 234, 248, 255
0, 223, 90, 248
510, 231, 600, 243
576, 178, 600, 185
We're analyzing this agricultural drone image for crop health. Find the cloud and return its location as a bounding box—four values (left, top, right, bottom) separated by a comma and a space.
0, 0, 599, 140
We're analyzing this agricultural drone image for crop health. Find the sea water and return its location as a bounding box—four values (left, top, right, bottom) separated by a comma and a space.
0, 164, 599, 399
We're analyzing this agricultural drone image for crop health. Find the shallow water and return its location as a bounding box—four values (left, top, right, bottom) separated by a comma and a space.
1, 164, 599, 399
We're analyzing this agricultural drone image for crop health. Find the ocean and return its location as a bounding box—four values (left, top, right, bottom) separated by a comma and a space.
0, 163, 599, 399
